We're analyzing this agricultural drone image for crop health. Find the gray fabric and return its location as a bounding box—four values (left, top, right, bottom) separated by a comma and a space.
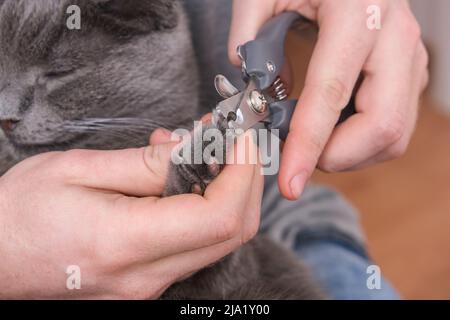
260, 175, 366, 249
183, 0, 366, 249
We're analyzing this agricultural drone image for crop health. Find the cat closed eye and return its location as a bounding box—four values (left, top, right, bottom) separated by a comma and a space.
43, 69, 76, 79
37, 69, 77, 86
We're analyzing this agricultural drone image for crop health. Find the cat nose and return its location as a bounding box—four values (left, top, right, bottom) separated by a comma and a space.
0, 119, 20, 134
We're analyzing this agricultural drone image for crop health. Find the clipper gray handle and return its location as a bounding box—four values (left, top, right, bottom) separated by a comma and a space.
238, 12, 301, 90
268, 97, 357, 141
266, 99, 297, 141
239, 11, 357, 140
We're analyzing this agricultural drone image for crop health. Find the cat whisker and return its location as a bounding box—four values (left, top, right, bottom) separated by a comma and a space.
59, 117, 197, 144
67, 117, 176, 129
64, 126, 138, 141
61, 119, 156, 143
61, 117, 181, 132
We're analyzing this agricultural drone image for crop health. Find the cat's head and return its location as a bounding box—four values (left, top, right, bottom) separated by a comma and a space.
0, 0, 198, 159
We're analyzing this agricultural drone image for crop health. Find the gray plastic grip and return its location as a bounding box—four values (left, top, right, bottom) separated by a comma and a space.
239, 12, 301, 90
240, 11, 357, 140
266, 99, 297, 141
268, 98, 357, 141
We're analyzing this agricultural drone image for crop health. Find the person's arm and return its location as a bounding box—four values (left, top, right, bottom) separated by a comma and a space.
228, 0, 429, 200
0, 130, 263, 299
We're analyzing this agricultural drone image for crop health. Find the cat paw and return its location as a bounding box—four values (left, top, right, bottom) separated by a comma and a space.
164, 158, 224, 197
163, 122, 228, 197
206, 157, 221, 177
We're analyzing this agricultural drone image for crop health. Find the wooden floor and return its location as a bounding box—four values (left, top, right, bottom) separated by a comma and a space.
287, 31, 450, 299
313, 104, 450, 299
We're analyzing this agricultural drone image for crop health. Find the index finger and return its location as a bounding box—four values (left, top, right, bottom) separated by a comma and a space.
279, 3, 375, 200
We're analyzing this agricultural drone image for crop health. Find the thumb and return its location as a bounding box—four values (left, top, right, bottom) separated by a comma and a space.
149, 128, 175, 145
228, 0, 275, 66
57, 141, 179, 197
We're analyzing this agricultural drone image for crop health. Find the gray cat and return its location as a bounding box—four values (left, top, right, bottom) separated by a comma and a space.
0, 0, 324, 299
0, 0, 198, 167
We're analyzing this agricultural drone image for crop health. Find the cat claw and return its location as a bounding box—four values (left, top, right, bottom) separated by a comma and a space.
207, 158, 221, 177
191, 184, 203, 195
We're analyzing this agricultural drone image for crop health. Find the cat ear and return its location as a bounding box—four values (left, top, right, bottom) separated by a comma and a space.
89, 0, 178, 35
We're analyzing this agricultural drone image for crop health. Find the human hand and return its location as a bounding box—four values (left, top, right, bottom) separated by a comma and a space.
229, 0, 428, 200
0, 130, 263, 299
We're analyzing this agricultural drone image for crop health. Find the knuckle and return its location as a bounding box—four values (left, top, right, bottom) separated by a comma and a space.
375, 117, 405, 145
308, 130, 323, 153
143, 146, 167, 181
243, 217, 260, 243
289, 127, 323, 159
387, 140, 409, 159
91, 239, 124, 272
399, 13, 422, 44
113, 277, 166, 300
320, 78, 352, 113
90, 227, 133, 273
418, 46, 430, 88
418, 44, 429, 68
215, 210, 242, 241
408, 19, 422, 40
144, 145, 161, 168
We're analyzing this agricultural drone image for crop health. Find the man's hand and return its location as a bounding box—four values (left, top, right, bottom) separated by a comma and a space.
0, 130, 263, 299
229, 0, 429, 200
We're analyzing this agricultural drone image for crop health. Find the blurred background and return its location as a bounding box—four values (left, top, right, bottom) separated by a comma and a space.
287, 0, 450, 299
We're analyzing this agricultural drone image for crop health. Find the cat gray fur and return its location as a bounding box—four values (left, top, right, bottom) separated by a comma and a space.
0, 0, 324, 299
0, 0, 199, 172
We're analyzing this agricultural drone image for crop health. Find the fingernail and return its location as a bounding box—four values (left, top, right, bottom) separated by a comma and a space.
158, 128, 172, 137
290, 172, 308, 200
